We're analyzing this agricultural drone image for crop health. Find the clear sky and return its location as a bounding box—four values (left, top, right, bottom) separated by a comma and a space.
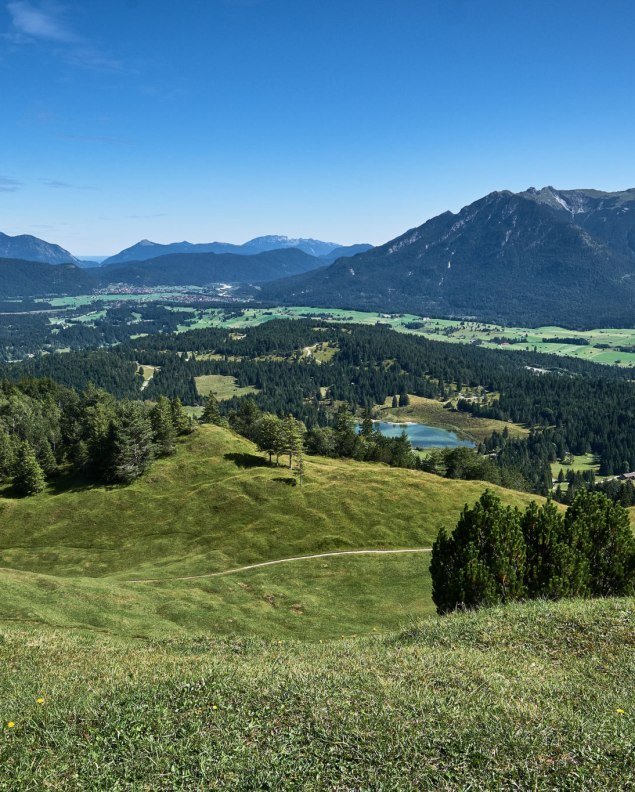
1, 0, 634, 256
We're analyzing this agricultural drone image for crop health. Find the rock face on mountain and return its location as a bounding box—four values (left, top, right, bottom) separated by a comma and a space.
260, 188, 635, 327
0, 233, 79, 265
102, 236, 371, 266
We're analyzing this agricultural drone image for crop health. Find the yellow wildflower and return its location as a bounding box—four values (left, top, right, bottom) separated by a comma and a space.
36, 697, 45, 705
616, 708, 626, 715
7, 722, 15, 729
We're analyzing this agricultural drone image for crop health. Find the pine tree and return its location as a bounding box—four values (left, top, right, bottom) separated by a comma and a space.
170, 397, 192, 435
521, 499, 583, 599
333, 406, 357, 457
360, 409, 374, 437
391, 395, 399, 408
281, 415, 305, 469
106, 402, 155, 484
151, 396, 177, 457
430, 490, 526, 614
566, 491, 635, 596
13, 441, 46, 497
0, 431, 16, 481
253, 414, 284, 464
295, 451, 306, 486
200, 393, 223, 426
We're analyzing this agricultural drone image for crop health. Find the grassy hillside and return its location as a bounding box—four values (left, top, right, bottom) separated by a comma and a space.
1, 598, 633, 789
0, 425, 544, 640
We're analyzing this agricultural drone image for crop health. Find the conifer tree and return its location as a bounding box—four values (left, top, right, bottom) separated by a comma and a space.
170, 397, 192, 435
200, 393, 223, 426
281, 415, 305, 469
566, 491, 635, 596
253, 413, 284, 464
151, 396, 177, 456
360, 409, 374, 437
430, 490, 526, 614
13, 440, 46, 496
521, 499, 583, 599
106, 402, 155, 484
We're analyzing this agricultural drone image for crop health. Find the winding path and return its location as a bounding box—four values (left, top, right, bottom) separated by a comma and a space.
126, 547, 432, 584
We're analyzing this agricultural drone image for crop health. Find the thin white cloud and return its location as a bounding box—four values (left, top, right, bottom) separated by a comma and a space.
0, 177, 22, 192
5, 2, 123, 71
7, 1, 76, 43
40, 178, 95, 190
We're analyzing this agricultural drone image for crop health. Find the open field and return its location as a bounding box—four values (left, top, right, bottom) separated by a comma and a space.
1, 598, 633, 789
23, 296, 635, 367
551, 452, 602, 482
378, 394, 528, 443
0, 425, 546, 640
205, 306, 635, 367
194, 373, 260, 401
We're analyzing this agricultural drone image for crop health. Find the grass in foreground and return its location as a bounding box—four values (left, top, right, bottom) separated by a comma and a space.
0, 598, 633, 790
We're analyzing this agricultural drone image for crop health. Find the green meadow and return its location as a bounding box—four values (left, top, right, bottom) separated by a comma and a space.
0, 425, 545, 640
0, 425, 633, 788
30, 294, 635, 367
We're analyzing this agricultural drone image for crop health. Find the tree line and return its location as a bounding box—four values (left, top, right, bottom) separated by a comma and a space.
2, 318, 633, 491
431, 490, 634, 614
0, 379, 192, 496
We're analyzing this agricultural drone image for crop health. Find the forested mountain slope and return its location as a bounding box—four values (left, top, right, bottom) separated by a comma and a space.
261, 187, 635, 327
0, 258, 94, 297
98, 247, 327, 285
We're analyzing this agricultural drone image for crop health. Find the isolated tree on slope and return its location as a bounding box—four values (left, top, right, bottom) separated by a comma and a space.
13, 440, 46, 496
253, 413, 284, 465
282, 415, 305, 469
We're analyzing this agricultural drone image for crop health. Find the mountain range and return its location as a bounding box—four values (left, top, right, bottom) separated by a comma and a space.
100, 236, 371, 267
260, 187, 635, 327
2, 188, 634, 327
99, 248, 326, 287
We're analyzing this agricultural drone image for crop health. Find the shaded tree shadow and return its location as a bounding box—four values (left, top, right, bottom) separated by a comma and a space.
224, 452, 271, 469
46, 473, 119, 496
273, 477, 297, 486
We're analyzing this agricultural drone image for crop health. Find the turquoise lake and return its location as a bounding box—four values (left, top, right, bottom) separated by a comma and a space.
363, 421, 474, 449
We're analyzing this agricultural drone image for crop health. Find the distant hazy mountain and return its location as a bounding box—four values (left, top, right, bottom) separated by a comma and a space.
99, 247, 325, 287
102, 236, 371, 266
318, 243, 373, 265
0, 232, 79, 266
77, 257, 107, 269
260, 187, 635, 328
0, 258, 93, 297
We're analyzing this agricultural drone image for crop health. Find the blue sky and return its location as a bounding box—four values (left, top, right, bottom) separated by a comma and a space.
1, 0, 634, 255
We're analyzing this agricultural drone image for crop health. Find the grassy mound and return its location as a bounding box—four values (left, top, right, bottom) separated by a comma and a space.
0, 425, 543, 639
1, 598, 632, 789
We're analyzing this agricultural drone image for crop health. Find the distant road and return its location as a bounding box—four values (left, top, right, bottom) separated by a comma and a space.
126, 547, 432, 583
